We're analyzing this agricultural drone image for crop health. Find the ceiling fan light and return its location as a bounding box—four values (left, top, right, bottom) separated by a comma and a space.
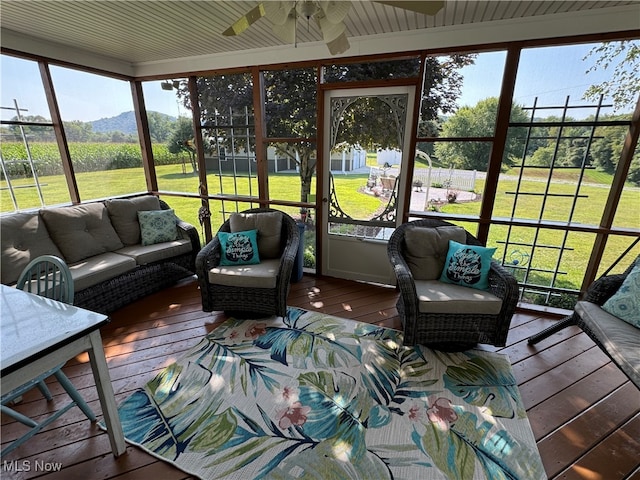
297, 1, 320, 19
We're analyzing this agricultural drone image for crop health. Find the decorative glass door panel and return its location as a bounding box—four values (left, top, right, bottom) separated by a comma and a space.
322, 86, 415, 284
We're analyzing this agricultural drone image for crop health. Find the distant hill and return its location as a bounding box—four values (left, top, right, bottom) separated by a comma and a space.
90, 111, 176, 134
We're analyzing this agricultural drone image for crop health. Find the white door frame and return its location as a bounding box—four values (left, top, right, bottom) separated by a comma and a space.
321, 85, 415, 285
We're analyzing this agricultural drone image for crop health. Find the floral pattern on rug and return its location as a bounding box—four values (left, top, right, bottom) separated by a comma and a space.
115, 307, 545, 479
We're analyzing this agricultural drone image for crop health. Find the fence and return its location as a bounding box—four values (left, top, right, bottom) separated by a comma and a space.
413, 167, 477, 191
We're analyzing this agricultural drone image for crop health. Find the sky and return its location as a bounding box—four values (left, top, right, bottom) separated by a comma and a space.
0, 41, 633, 123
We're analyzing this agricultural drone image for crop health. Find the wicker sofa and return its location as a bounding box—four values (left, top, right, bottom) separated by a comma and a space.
1, 195, 200, 314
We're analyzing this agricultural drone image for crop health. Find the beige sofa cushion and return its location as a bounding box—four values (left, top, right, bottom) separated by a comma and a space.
1, 212, 64, 285
41, 203, 123, 263
106, 195, 161, 245
230, 212, 282, 259
415, 280, 503, 314
576, 301, 639, 387
404, 226, 466, 280
116, 239, 192, 265
68, 252, 137, 291
208, 259, 280, 288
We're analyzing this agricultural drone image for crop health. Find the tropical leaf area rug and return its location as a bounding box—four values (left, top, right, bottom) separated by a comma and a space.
112, 307, 546, 479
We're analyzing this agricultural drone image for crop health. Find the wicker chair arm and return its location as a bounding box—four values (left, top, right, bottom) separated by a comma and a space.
196, 236, 222, 274
584, 255, 639, 306
276, 221, 300, 282
486, 261, 518, 301
387, 238, 419, 317
486, 261, 519, 346
583, 274, 626, 306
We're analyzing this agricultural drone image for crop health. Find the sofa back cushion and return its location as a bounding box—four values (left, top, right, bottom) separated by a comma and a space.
229, 211, 283, 259
1, 212, 64, 285
106, 195, 161, 245
403, 225, 466, 280
41, 203, 124, 263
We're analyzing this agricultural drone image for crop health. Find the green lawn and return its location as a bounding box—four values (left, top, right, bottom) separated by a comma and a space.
3, 164, 638, 298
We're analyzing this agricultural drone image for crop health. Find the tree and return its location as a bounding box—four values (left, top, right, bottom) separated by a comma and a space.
147, 111, 175, 143
434, 97, 529, 171
175, 56, 475, 203
583, 40, 640, 110
167, 117, 197, 173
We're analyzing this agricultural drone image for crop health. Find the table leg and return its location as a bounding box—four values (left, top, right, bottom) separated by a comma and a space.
87, 330, 126, 457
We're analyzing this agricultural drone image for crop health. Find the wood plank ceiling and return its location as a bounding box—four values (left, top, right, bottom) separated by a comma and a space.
1, 1, 637, 66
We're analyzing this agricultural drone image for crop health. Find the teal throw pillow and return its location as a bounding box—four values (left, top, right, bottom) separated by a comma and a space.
439, 240, 496, 290
137, 209, 179, 246
218, 229, 260, 266
601, 263, 640, 328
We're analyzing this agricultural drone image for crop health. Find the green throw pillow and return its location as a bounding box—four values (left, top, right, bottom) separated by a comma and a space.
137, 209, 179, 246
602, 263, 640, 328
218, 229, 260, 266
439, 240, 496, 290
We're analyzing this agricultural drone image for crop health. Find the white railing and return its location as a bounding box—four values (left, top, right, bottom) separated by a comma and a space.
413, 167, 476, 191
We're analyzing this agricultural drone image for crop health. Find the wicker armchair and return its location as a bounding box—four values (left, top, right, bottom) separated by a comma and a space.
387, 219, 519, 349
528, 255, 639, 388
196, 208, 300, 317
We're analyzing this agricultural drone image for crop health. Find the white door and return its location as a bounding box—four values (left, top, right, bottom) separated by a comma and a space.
321, 85, 415, 284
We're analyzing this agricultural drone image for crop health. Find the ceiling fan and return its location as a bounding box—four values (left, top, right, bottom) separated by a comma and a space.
222, 1, 445, 56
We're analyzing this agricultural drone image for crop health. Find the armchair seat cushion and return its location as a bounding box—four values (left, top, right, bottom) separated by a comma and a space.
208, 259, 281, 288
575, 300, 640, 387
115, 239, 192, 265
415, 280, 503, 315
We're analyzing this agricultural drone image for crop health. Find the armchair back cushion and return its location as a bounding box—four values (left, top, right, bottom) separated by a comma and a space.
404, 225, 466, 280
41, 203, 123, 263
106, 195, 161, 245
1, 212, 64, 285
230, 211, 283, 259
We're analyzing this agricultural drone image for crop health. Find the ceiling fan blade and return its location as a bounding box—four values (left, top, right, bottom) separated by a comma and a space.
316, 13, 349, 55
374, 1, 445, 16
264, 1, 296, 26
326, 31, 350, 55
222, 3, 266, 36
319, 1, 352, 24
271, 14, 297, 44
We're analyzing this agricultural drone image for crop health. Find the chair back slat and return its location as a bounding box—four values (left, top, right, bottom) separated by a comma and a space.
16, 255, 74, 304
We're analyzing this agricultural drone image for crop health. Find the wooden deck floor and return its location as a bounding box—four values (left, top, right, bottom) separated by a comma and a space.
2, 275, 639, 479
